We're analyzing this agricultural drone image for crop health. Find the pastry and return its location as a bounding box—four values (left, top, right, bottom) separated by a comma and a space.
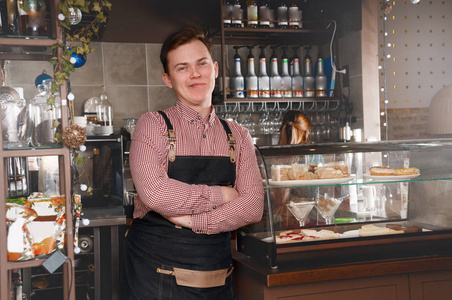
369, 166, 396, 176
359, 224, 404, 237
316, 167, 344, 179
395, 167, 420, 176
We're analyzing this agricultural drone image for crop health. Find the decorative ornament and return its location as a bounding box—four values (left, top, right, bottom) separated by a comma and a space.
68, 7, 82, 25
70, 51, 86, 68
62, 124, 87, 148
381, 2, 392, 14
35, 70, 53, 87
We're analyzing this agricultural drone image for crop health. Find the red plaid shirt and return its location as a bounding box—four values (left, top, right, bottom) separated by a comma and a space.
130, 101, 264, 234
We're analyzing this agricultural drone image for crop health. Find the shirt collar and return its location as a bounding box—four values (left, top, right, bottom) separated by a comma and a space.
175, 100, 217, 126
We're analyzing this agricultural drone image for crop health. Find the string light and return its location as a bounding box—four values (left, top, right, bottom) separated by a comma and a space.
380, 1, 392, 141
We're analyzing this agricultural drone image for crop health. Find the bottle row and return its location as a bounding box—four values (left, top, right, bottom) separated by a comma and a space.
225, 45, 333, 99
0, 0, 51, 37
223, 0, 303, 29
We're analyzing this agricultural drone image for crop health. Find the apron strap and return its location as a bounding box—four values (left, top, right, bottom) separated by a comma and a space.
219, 119, 236, 163
158, 111, 236, 164
158, 111, 176, 162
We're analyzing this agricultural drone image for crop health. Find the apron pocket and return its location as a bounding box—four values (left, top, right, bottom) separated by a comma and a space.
156, 266, 234, 288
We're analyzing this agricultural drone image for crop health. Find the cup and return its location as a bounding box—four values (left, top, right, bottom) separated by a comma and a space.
362, 186, 376, 212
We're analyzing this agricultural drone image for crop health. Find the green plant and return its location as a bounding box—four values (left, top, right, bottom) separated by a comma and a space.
49, 0, 112, 107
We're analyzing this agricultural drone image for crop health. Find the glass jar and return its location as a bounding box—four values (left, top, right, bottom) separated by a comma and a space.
1, 86, 32, 148
30, 79, 61, 147
96, 85, 113, 126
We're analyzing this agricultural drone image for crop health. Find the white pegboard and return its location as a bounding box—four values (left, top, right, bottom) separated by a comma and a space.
378, 0, 452, 109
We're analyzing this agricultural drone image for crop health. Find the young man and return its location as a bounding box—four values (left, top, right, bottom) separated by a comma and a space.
120, 27, 264, 299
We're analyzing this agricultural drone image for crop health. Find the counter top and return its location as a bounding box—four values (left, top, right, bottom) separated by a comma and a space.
232, 249, 452, 287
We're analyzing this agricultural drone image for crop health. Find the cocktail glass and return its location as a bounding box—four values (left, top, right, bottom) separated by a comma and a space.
286, 201, 315, 227
315, 194, 344, 225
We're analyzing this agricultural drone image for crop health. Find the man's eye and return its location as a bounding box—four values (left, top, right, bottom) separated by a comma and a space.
200, 61, 207, 66
178, 67, 186, 71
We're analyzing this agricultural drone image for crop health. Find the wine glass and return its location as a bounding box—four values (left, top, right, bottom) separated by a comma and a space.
241, 113, 257, 136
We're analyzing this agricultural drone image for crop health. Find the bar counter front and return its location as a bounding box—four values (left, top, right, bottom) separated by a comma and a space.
233, 139, 452, 299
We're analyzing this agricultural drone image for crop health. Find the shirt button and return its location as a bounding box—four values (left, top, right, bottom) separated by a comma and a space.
190, 119, 194, 123
213, 206, 216, 209
203, 134, 206, 138
198, 116, 202, 120
191, 210, 194, 214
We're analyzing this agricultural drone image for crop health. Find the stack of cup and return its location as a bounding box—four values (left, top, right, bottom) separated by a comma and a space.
73, 116, 87, 128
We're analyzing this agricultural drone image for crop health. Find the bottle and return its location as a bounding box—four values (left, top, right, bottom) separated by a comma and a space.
246, 0, 258, 28
303, 48, 315, 97
96, 85, 113, 126
259, 0, 270, 28
230, 46, 245, 98
269, 46, 282, 98
223, 0, 233, 27
315, 57, 327, 97
231, 0, 243, 28
288, 0, 300, 29
23, 0, 47, 36
276, 0, 288, 29
258, 46, 270, 98
280, 46, 292, 98
291, 47, 303, 97
16, 0, 27, 35
6, 0, 20, 35
245, 46, 258, 98
30, 79, 61, 146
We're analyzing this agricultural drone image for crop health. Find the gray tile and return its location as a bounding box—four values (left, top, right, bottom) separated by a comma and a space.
103, 43, 147, 85
69, 42, 104, 86
146, 43, 165, 85
107, 85, 149, 127
148, 86, 177, 111
8, 60, 53, 86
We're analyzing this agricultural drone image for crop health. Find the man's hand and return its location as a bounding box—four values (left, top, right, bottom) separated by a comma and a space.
220, 186, 239, 204
164, 215, 192, 228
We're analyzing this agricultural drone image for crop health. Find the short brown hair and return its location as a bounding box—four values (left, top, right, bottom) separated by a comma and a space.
160, 27, 213, 74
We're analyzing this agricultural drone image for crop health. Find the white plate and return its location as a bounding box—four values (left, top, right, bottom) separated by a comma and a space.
268, 175, 356, 187
363, 173, 420, 181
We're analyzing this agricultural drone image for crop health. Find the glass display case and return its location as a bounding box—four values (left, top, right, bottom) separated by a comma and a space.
237, 139, 452, 269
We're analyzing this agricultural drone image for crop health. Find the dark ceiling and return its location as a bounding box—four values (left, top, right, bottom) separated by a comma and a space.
100, 0, 220, 44
98, 0, 361, 44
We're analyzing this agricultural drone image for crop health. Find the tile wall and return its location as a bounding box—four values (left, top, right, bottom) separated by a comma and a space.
7, 42, 222, 131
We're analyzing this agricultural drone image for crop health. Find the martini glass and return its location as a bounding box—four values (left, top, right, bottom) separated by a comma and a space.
315, 193, 344, 225
286, 201, 315, 227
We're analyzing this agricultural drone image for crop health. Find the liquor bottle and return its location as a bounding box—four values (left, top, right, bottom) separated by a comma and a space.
303, 47, 315, 97
230, 46, 245, 98
315, 57, 327, 97
222, 0, 233, 27
231, 0, 243, 28
23, 0, 47, 36
288, 0, 300, 29
258, 0, 270, 28
291, 47, 303, 97
16, 0, 27, 35
269, 46, 282, 98
246, 0, 258, 28
6, 0, 20, 35
280, 46, 292, 98
245, 46, 258, 98
276, 0, 288, 29
258, 45, 270, 98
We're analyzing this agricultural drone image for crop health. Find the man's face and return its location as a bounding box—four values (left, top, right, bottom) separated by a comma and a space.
162, 40, 218, 111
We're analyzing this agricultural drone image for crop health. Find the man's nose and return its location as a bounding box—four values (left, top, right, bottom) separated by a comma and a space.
190, 66, 201, 78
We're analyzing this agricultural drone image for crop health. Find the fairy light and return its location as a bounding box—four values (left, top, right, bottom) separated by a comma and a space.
380, 1, 392, 141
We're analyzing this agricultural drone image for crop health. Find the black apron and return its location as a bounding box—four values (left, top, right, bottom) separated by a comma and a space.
120, 111, 237, 300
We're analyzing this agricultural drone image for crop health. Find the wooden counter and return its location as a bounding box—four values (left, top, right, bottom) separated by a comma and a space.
232, 250, 452, 300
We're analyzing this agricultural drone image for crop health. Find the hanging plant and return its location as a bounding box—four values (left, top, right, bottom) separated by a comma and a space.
49, 0, 112, 110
